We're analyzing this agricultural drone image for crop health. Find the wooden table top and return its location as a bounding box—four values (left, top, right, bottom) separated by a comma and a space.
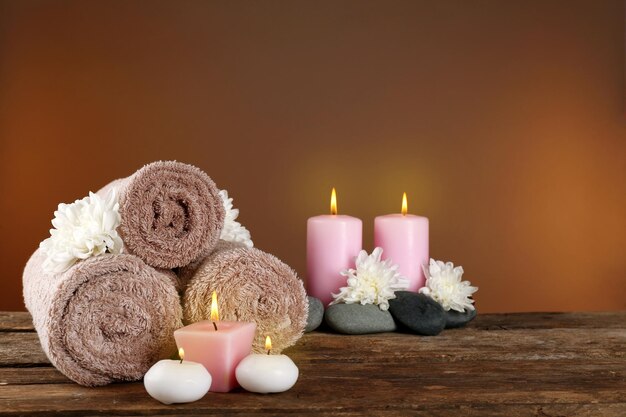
0, 311, 624, 416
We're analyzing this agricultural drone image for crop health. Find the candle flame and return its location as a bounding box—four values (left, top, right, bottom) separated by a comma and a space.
330, 188, 337, 215
401, 192, 408, 216
178, 347, 184, 362
210, 291, 219, 322
265, 335, 272, 353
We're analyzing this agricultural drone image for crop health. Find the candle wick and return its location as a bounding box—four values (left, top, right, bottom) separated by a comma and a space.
179, 357, 183, 364
267, 349, 271, 355
213, 321, 218, 331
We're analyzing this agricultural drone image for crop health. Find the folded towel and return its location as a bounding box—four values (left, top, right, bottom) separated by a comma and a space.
98, 161, 225, 269
182, 245, 308, 354
175, 240, 245, 294
23, 249, 183, 386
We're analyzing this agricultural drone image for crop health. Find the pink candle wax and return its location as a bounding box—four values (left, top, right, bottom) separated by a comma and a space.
374, 205, 429, 292
307, 189, 362, 306
306, 214, 362, 305
174, 320, 256, 393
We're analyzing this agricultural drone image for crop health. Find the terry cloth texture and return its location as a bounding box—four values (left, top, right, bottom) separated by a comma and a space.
98, 161, 225, 269
23, 249, 183, 386
182, 245, 308, 354
175, 239, 247, 294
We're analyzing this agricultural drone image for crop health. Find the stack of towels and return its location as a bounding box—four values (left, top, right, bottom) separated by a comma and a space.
23, 161, 307, 386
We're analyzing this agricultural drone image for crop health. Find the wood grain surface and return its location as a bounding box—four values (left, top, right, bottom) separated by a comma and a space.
0, 311, 624, 416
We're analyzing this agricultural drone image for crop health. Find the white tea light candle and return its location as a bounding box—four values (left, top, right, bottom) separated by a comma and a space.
144, 348, 212, 404
235, 336, 299, 394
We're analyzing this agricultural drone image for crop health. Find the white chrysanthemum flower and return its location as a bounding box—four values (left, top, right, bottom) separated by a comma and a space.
39, 190, 123, 274
419, 258, 478, 312
219, 190, 253, 248
331, 247, 408, 311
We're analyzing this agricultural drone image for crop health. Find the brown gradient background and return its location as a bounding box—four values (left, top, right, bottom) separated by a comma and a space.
0, 0, 624, 312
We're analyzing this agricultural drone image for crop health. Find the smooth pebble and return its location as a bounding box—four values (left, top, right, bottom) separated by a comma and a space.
305, 296, 324, 332
324, 303, 397, 335
388, 291, 445, 336
445, 308, 477, 329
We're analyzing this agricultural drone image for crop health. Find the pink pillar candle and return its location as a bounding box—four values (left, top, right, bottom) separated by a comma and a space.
374, 194, 429, 292
306, 188, 362, 306
174, 320, 256, 393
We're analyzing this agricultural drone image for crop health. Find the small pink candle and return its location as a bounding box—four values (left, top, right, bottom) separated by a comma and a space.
174, 292, 256, 393
306, 188, 362, 306
374, 193, 429, 292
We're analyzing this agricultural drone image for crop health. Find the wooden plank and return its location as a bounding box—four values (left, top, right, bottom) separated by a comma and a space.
0, 333, 49, 366
468, 311, 626, 330
0, 311, 623, 416
1, 327, 624, 367
0, 367, 67, 385
2, 311, 625, 333
0, 359, 622, 387
286, 328, 626, 363
0, 312, 33, 332
72, 404, 626, 417
0, 377, 624, 415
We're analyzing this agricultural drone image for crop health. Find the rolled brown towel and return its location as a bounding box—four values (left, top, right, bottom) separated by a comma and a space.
98, 161, 225, 269
23, 249, 183, 386
182, 245, 308, 354
175, 240, 246, 294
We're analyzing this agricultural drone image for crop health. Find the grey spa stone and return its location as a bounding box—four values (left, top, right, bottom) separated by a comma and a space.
305, 296, 324, 332
324, 303, 397, 335
445, 308, 477, 329
388, 291, 446, 336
